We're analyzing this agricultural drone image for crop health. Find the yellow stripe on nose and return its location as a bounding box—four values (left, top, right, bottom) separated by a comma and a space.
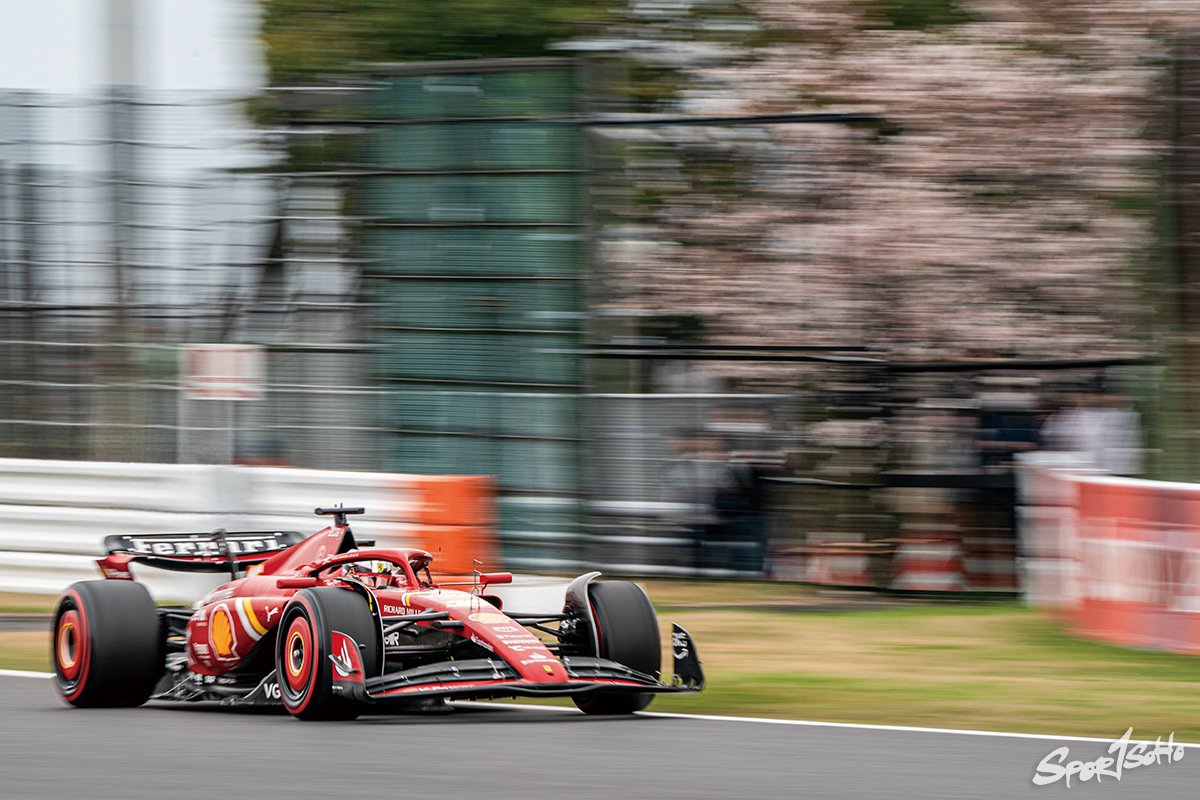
242, 598, 269, 636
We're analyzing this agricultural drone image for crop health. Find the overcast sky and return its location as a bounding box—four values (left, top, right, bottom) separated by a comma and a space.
0, 0, 266, 94
0, 1, 274, 312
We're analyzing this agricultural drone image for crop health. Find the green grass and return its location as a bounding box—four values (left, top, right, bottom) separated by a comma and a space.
0, 592, 55, 614
647, 605, 1200, 739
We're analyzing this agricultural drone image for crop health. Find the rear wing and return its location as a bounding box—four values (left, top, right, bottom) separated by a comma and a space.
97, 530, 303, 580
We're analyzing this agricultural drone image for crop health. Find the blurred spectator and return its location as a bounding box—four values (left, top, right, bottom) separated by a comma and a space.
710, 451, 771, 574
1041, 380, 1142, 476
664, 422, 774, 574
976, 379, 1042, 468
664, 428, 723, 566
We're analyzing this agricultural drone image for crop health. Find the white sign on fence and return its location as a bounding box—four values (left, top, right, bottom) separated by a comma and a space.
181, 344, 265, 401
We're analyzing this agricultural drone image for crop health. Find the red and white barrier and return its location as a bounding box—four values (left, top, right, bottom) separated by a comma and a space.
890, 529, 965, 592
1018, 452, 1200, 655
962, 532, 1019, 591
804, 544, 874, 587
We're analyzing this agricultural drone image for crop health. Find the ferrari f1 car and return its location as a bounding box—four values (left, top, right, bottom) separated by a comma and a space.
52, 506, 704, 719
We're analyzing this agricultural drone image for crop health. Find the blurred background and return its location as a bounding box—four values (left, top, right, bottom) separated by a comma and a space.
1, 0, 1198, 588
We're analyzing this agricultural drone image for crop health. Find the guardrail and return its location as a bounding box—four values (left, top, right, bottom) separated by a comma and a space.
1017, 452, 1200, 655
0, 458, 495, 597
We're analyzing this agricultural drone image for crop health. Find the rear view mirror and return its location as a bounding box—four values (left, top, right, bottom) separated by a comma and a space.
478, 572, 512, 586
277, 577, 320, 589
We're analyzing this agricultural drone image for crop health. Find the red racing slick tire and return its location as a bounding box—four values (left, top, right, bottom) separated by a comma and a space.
52, 580, 164, 708
276, 587, 379, 721
573, 580, 661, 715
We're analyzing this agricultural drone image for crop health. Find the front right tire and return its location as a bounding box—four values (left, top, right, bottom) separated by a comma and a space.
573, 580, 661, 715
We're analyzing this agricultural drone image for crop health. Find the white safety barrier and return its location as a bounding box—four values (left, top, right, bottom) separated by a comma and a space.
0, 458, 496, 599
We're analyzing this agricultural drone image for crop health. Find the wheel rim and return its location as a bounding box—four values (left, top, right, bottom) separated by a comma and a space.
281, 614, 314, 702
55, 609, 82, 681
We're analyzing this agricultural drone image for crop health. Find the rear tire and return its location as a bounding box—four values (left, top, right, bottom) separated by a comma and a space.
573, 581, 660, 715
52, 581, 164, 708
276, 587, 379, 721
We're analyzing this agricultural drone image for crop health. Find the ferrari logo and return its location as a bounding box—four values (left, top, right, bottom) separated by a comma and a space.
543, 664, 554, 675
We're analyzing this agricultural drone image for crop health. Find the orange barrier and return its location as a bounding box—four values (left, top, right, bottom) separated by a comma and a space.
408, 475, 495, 527
1018, 457, 1200, 655
396, 475, 498, 576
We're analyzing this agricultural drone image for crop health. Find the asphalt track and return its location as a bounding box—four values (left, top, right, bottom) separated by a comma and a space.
1, 673, 1196, 799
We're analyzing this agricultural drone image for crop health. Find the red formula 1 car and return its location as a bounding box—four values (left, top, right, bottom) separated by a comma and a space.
52, 506, 703, 720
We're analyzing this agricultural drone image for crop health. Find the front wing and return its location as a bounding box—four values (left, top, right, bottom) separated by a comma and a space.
342, 624, 704, 705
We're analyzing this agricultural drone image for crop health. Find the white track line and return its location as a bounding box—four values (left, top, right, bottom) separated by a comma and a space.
637, 711, 1200, 749
7, 671, 1195, 749
456, 700, 1200, 749
0, 669, 51, 680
